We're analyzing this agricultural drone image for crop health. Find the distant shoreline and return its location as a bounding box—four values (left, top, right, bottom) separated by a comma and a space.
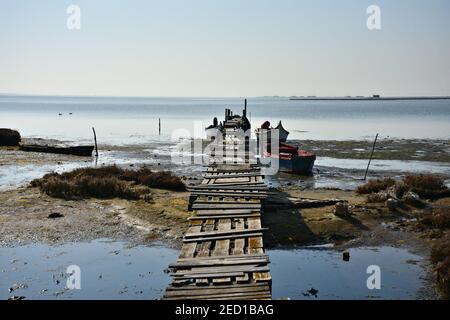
289, 96, 450, 101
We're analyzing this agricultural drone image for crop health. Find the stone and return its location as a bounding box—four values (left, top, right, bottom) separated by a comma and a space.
402, 191, 421, 205
334, 202, 350, 217
386, 198, 400, 211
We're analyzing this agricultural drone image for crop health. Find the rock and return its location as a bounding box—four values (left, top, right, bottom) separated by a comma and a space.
143, 193, 153, 203
306, 287, 319, 297
8, 296, 26, 300
386, 198, 400, 211
386, 186, 398, 199
342, 251, 350, 262
368, 191, 389, 203
0, 128, 21, 146
402, 191, 421, 205
47, 212, 64, 219
334, 202, 350, 217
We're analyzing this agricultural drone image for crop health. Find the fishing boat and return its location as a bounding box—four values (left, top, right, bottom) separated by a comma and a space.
205, 117, 223, 139
256, 122, 316, 174
255, 120, 289, 143
205, 100, 251, 138
20, 144, 95, 157
266, 142, 316, 174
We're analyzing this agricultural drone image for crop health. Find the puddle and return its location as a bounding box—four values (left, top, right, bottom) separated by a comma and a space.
0, 240, 434, 300
268, 246, 433, 300
0, 240, 178, 300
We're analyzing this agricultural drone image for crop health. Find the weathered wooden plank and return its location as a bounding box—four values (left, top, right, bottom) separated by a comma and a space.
169, 257, 269, 269
253, 272, 272, 282
188, 185, 268, 191
204, 181, 266, 187
185, 228, 268, 239
173, 272, 245, 279
233, 218, 245, 256
192, 203, 261, 210
248, 237, 264, 255
191, 191, 268, 198
173, 265, 270, 277
178, 225, 201, 259
177, 253, 269, 262
212, 219, 232, 284
164, 285, 269, 297
248, 216, 262, 229
194, 209, 259, 215
183, 232, 264, 243
164, 292, 271, 300
193, 198, 258, 204
166, 282, 268, 291
195, 219, 215, 258
188, 214, 261, 220
204, 173, 263, 179
173, 264, 270, 275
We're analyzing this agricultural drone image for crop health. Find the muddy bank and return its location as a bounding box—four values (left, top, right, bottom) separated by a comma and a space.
0, 187, 190, 247
293, 139, 450, 163
2, 183, 447, 251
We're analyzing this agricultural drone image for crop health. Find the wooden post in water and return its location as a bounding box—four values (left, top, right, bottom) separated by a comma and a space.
159, 118, 161, 136
364, 133, 379, 180
92, 127, 99, 157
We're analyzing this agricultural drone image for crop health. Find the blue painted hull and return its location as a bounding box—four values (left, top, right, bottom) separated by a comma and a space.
279, 155, 316, 174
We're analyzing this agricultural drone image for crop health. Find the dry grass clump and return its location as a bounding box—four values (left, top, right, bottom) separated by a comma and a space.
31, 165, 185, 200
35, 175, 140, 200
402, 174, 450, 199
0, 128, 21, 146
356, 178, 396, 194
430, 232, 450, 298
357, 174, 450, 200
418, 208, 450, 231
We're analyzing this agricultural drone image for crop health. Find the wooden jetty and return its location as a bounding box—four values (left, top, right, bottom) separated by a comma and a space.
163, 119, 272, 300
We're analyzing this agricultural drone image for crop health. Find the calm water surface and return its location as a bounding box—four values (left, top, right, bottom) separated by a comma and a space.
1, 95, 449, 143
0, 240, 432, 300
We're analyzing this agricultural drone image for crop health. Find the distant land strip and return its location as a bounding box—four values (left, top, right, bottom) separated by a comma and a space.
289, 96, 450, 101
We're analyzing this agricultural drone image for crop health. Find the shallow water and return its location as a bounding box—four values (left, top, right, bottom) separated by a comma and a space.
268, 246, 432, 300
0, 240, 178, 300
1, 95, 449, 142
0, 240, 432, 300
1, 145, 448, 191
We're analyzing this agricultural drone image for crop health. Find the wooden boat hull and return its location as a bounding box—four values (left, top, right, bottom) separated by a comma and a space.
20, 145, 94, 157
263, 151, 316, 174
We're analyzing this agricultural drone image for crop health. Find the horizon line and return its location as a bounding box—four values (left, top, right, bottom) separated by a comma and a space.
2, 92, 450, 100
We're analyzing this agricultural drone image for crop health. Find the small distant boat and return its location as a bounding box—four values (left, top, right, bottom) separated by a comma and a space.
20, 144, 94, 157
256, 121, 316, 174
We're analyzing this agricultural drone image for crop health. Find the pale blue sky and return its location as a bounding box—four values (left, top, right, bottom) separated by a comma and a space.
0, 0, 449, 97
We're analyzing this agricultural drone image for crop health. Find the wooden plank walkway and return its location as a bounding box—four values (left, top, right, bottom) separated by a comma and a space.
163, 127, 272, 300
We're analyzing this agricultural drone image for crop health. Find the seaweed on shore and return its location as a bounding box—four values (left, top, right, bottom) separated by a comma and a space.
31, 165, 185, 200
